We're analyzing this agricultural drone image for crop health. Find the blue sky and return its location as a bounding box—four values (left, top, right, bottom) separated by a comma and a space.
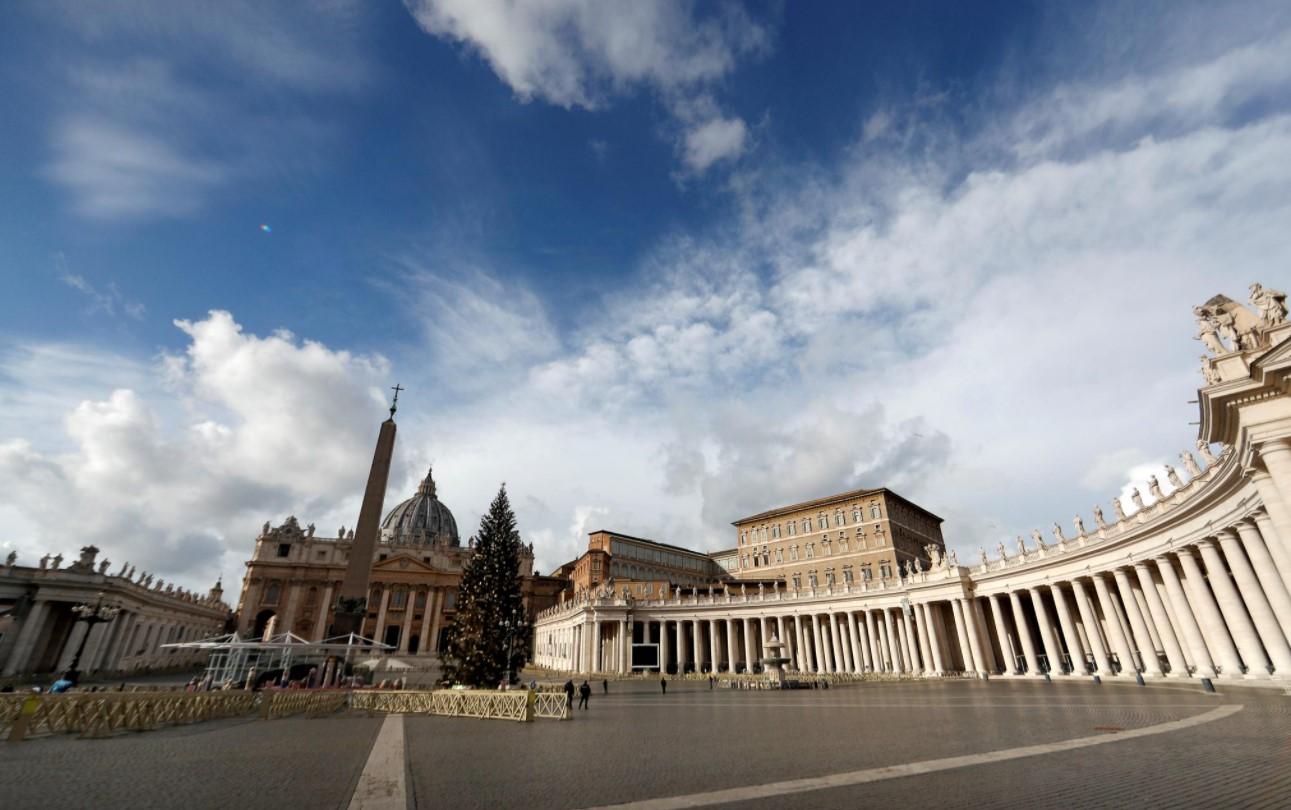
2, 0, 1291, 593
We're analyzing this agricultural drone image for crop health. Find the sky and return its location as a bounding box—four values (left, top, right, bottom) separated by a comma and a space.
2, 0, 1290, 596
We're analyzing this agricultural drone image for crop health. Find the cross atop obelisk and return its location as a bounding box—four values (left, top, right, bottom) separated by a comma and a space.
330, 389, 400, 639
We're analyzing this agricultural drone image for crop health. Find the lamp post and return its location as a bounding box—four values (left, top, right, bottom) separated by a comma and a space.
67, 592, 121, 685
499, 608, 521, 687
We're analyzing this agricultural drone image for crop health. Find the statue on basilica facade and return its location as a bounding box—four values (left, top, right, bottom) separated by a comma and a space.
98, 559, 110, 574
5, 551, 15, 568
1164, 464, 1185, 489
262, 521, 271, 536
307, 523, 315, 537
1251, 282, 1287, 326
947, 549, 959, 567
1200, 356, 1220, 385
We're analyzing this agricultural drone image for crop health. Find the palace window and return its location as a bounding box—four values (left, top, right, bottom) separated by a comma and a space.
835, 508, 845, 526
443, 591, 456, 609
843, 567, 854, 584
415, 591, 427, 608
792, 574, 802, 590
753, 555, 760, 568
819, 513, 829, 529
803, 517, 812, 532
861, 565, 873, 581
392, 589, 407, 609
852, 507, 862, 523
762, 548, 770, 565
263, 582, 281, 605
276, 543, 291, 558
871, 504, 882, 519
789, 545, 799, 561
788, 522, 797, 537
879, 561, 892, 579
822, 538, 832, 556
775, 548, 784, 563
772, 524, 781, 539
805, 543, 815, 559
808, 572, 818, 588
825, 569, 836, 586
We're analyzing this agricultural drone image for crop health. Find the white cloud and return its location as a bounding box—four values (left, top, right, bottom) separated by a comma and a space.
405, 0, 767, 173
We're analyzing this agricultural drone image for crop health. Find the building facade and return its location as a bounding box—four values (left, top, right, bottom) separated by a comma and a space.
0, 545, 229, 679
234, 469, 562, 655
534, 284, 1291, 683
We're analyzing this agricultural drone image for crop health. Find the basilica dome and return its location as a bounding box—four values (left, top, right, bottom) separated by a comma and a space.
380, 468, 460, 547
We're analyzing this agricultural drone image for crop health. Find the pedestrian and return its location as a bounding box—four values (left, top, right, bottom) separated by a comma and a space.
563, 678, 575, 709
660, 677, 667, 694
602, 678, 608, 694
49, 671, 75, 694
708, 675, 714, 690
578, 680, 591, 710
529, 678, 538, 691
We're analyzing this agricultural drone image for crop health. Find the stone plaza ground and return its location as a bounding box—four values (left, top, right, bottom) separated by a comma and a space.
1, 678, 1288, 809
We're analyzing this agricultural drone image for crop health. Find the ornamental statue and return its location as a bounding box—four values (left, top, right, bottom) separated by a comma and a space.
51, 554, 62, 569
1113, 498, 1127, 521
1250, 282, 1287, 325
947, 549, 959, 567
1032, 529, 1047, 550
39, 554, 49, 570
1093, 505, 1107, 529
1164, 464, 1185, 489
1073, 514, 1086, 537
1197, 440, 1219, 466
1147, 475, 1165, 503
307, 523, 315, 537
1180, 450, 1203, 478
996, 542, 1008, 561
1051, 523, 1065, 544
978, 547, 988, 567
5, 551, 15, 567
98, 559, 110, 574
1130, 488, 1146, 511
1199, 356, 1220, 385
1194, 306, 1227, 355
1016, 535, 1028, 556
913, 558, 923, 573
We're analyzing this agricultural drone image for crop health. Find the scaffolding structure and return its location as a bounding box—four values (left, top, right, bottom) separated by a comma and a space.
162, 632, 393, 687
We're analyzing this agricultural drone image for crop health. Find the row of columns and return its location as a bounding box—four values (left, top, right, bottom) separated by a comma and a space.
365, 585, 447, 655
960, 513, 1291, 679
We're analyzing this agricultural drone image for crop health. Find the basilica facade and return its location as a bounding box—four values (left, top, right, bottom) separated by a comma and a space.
534, 284, 1291, 683
233, 469, 563, 655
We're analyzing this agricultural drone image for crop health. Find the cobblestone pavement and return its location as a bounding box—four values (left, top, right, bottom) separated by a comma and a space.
1, 679, 1286, 809
0, 714, 382, 810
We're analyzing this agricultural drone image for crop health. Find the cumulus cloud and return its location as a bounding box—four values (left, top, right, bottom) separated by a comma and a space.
0, 311, 390, 591
404, 0, 768, 173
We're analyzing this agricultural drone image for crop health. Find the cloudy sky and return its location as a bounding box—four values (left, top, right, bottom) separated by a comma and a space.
2, 0, 1290, 594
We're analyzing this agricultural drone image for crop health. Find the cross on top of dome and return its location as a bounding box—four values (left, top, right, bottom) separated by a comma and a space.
418, 467, 436, 498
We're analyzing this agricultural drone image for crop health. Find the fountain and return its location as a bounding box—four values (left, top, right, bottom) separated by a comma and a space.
759, 635, 791, 688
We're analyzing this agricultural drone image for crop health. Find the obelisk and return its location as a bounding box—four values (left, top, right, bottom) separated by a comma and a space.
331, 385, 401, 639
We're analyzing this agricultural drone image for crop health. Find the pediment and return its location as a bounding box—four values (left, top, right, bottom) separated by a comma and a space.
371, 553, 443, 574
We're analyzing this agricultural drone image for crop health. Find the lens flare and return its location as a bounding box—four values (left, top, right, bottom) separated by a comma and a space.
260, 224, 272, 233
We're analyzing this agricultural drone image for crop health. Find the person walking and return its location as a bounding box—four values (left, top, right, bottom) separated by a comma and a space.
578, 680, 592, 710
563, 678, 575, 709
660, 677, 667, 694
708, 675, 714, 690
602, 678, 608, 694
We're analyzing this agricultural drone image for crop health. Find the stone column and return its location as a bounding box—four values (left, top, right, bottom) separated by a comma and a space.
675, 620, 686, 673
101, 612, 136, 674
1090, 574, 1135, 675
949, 599, 972, 675
829, 615, 845, 673
883, 609, 901, 671
1049, 585, 1085, 674
1251, 508, 1291, 594
921, 603, 945, 675
811, 614, 825, 673
317, 584, 335, 642
620, 619, 631, 674
1132, 563, 1186, 676
970, 599, 993, 674
1176, 548, 1243, 675
1007, 591, 1039, 674
1154, 557, 1213, 677
427, 590, 445, 654
865, 610, 881, 670
846, 612, 864, 673
691, 620, 703, 672
398, 594, 416, 653
1236, 519, 1291, 641
56, 622, 91, 673
415, 590, 434, 654
743, 618, 755, 673
82, 621, 114, 674
777, 616, 790, 667
708, 619, 720, 673
897, 610, 915, 673
1027, 589, 1063, 674
988, 594, 1015, 674
1197, 538, 1271, 675
372, 586, 391, 646
1112, 568, 1162, 675
793, 616, 806, 672
659, 621, 670, 673
722, 618, 735, 673
913, 604, 935, 675
1215, 529, 1291, 672
963, 598, 990, 675
1255, 439, 1291, 563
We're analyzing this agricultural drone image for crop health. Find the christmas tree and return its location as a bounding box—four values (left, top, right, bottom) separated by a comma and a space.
439, 485, 530, 687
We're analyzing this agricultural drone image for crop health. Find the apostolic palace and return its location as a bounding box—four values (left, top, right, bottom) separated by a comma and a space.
532, 284, 1291, 683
